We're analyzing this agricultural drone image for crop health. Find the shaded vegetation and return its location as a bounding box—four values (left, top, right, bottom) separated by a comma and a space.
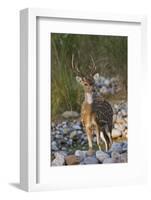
51, 33, 127, 118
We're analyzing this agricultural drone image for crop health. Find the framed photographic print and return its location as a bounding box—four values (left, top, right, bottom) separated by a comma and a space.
20, 8, 147, 191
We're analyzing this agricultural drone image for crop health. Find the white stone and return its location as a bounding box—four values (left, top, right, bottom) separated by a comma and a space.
70, 131, 77, 139
52, 152, 65, 166
111, 128, 122, 138
62, 111, 80, 118
114, 123, 125, 131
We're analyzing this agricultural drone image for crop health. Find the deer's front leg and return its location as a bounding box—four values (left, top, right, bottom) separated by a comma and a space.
86, 126, 94, 156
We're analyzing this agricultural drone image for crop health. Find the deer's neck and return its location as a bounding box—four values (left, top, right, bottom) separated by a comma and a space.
85, 92, 93, 104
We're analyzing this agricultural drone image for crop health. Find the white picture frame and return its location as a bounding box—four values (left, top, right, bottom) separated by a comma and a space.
20, 8, 147, 192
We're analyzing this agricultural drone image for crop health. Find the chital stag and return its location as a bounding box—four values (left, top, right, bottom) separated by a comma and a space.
71, 55, 113, 155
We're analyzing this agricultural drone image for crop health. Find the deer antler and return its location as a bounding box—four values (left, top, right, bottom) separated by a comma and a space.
89, 55, 96, 77
71, 54, 96, 79
71, 54, 84, 77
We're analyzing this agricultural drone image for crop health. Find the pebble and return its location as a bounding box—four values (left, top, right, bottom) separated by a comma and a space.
84, 157, 99, 165
111, 151, 121, 163
72, 125, 81, 130
61, 147, 67, 151
51, 141, 58, 151
103, 158, 114, 164
67, 138, 73, 146
110, 142, 123, 154
77, 130, 83, 135
122, 142, 128, 152
96, 150, 110, 163
120, 152, 128, 163
55, 134, 63, 139
75, 150, 86, 161
63, 128, 70, 134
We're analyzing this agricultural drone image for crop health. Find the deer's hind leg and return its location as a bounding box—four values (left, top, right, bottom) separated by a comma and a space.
96, 126, 101, 150
104, 125, 113, 149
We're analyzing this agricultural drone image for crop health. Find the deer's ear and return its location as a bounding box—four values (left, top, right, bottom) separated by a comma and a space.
76, 76, 82, 83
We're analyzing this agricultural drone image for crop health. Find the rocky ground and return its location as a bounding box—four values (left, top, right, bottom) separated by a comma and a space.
51, 101, 127, 166
51, 76, 128, 166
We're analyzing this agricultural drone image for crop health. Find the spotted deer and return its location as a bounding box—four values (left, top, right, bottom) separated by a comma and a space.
71, 55, 113, 155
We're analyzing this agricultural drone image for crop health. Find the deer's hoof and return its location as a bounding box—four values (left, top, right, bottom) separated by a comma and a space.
87, 148, 95, 156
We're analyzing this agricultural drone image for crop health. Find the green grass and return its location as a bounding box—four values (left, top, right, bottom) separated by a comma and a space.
51, 33, 127, 119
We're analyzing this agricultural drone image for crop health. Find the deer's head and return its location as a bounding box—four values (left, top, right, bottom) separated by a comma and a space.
71, 55, 97, 93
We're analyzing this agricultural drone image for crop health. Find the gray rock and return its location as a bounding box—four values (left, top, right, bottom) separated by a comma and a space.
55, 134, 63, 139
63, 128, 70, 134
51, 152, 65, 166
121, 109, 127, 117
54, 151, 67, 157
62, 111, 80, 119
51, 131, 56, 135
104, 79, 110, 86
51, 141, 58, 151
55, 130, 60, 135
84, 157, 99, 165
93, 136, 97, 143
100, 86, 108, 94
77, 130, 83, 135
122, 142, 128, 152
103, 158, 114, 164
120, 152, 128, 163
99, 76, 105, 83
111, 151, 121, 163
75, 150, 86, 161
96, 150, 110, 162
81, 140, 86, 145
72, 124, 81, 130
114, 104, 119, 110
110, 142, 123, 153
111, 128, 122, 138
67, 138, 73, 146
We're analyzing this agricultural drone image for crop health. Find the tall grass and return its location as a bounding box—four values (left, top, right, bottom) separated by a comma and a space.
51, 33, 127, 119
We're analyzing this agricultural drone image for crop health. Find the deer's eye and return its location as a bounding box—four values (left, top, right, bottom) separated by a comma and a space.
84, 83, 88, 86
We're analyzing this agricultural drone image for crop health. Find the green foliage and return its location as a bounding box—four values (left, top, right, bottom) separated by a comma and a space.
51, 33, 127, 118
